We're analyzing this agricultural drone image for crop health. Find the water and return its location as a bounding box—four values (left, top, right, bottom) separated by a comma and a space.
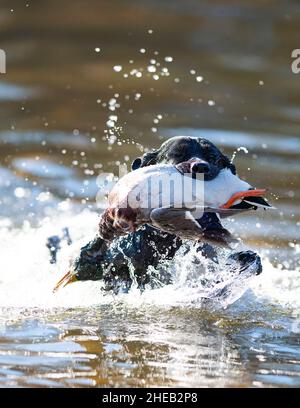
0, 0, 300, 387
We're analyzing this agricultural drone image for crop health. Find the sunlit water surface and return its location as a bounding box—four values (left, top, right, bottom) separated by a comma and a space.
0, 0, 300, 387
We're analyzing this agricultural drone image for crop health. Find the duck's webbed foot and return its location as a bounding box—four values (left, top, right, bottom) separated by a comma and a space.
150, 207, 237, 248
46, 227, 72, 264
46, 235, 61, 264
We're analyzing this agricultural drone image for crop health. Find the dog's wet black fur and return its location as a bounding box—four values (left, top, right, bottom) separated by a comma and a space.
49, 136, 263, 291
72, 212, 229, 291
132, 136, 237, 181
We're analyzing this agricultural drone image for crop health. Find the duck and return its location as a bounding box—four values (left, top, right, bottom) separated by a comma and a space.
98, 157, 270, 242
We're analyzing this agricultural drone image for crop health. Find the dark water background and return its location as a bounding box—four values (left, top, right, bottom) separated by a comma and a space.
0, 0, 300, 387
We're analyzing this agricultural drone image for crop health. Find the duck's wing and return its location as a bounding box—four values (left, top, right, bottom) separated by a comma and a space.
150, 206, 237, 247
202, 206, 250, 217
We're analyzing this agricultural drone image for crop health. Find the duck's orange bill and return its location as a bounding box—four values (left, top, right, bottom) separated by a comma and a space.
220, 189, 267, 209
53, 271, 77, 293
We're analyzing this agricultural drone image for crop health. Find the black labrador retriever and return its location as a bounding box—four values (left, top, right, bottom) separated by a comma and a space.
51, 136, 262, 292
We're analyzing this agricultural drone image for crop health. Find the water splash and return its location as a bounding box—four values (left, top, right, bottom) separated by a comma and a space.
230, 146, 249, 164
0, 210, 298, 312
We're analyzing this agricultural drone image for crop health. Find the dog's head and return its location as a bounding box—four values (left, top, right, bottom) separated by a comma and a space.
132, 136, 236, 181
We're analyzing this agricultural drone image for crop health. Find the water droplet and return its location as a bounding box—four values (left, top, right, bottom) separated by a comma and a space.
14, 187, 26, 198
147, 65, 156, 73
36, 192, 50, 202
109, 98, 117, 106
113, 65, 122, 72
108, 135, 117, 144
106, 120, 115, 128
